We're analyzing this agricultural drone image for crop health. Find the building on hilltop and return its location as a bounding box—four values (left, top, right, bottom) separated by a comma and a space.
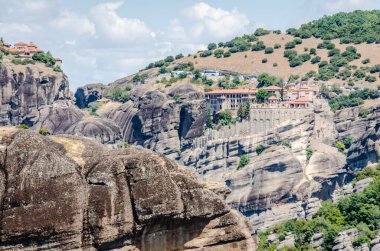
202, 69, 220, 77
205, 83, 317, 115
55, 58, 63, 67
288, 97, 313, 108
261, 85, 282, 97
205, 88, 257, 115
2, 40, 44, 56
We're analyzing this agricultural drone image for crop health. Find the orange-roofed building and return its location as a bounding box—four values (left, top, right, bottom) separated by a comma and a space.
205, 88, 257, 114
268, 95, 279, 105
14, 42, 28, 51
261, 85, 282, 98
55, 58, 62, 66
288, 97, 313, 108
285, 87, 315, 101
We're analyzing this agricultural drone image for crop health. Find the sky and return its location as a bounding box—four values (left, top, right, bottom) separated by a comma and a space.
1, 0, 380, 90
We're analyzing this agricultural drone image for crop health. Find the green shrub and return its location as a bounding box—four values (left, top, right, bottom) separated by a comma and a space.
306, 147, 314, 160
257, 73, 279, 88
317, 40, 335, 50
164, 56, 174, 63
311, 56, 321, 64
289, 57, 302, 67
273, 30, 281, 35
252, 41, 266, 51
38, 128, 50, 136
284, 50, 298, 60
309, 48, 317, 55
365, 75, 376, 82
285, 41, 296, 49
238, 154, 249, 168
265, 47, 274, 54
254, 28, 270, 36
32, 51, 56, 66
229, 47, 239, 53
344, 137, 354, 148
299, 53, 311, 62
175, 54, 184, 60
294, 38, 303, 45
262, 58, 268, 63
123, 142, 131, 148
370, 65, 380, 73
274, 43, 281, 49
354, 166, 380, 182
279, 139, 292, 148
237, 102, 250, 120
53, 65, 62, 72
223, 51, 231, 57
208, 43, 217, 50
335, 141, 345, 152
362, 58, 370, 64
218, 110, 233, 126
214, 49, 224, 58
18, 124, 29, 129
354, 70, 366, 79
328, 48, 340, 57
256, 144, 266, 155
359, 109, 370, 118
200, 50, 212, 57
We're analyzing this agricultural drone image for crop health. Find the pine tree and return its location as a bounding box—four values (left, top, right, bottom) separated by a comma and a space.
243, 102, 250, 118
237, 104, 244, 120
206, 110, 213, 129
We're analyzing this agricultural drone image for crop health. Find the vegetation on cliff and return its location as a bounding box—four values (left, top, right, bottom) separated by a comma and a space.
258, 164, 380, 251
320, 86, 380, 111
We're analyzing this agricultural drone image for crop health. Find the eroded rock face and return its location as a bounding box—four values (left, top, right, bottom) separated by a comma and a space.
0, 62, 71, 126
27, 100, 84, 134
0, 128, 255, 250
74, 83, 107, 109
103, 83, 207, 158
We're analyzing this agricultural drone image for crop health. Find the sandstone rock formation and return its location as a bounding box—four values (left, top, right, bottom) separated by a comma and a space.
102, 83, 207, 159
0, 61, 71, 126
0, 128, 256, 250
75, 83, 108, 109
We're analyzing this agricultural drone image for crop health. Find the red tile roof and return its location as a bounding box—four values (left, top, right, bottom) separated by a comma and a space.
15, 42, 27, 46
206, 88, 257, 95
268, 96, 278, 100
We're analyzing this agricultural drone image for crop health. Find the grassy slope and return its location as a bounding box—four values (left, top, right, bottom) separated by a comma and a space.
175, 33, 380, 88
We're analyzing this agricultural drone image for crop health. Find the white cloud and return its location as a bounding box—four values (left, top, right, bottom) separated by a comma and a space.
65, 40, 77, 46
0, 0, 56, 22
90, 2, 154, 44
324, 0, 374, 12
0, 22, 33, 35
51, 11, 96, 36
183, 2, 251, 40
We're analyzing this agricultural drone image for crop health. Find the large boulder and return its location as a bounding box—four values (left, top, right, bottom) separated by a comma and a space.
0, 128, 255, 250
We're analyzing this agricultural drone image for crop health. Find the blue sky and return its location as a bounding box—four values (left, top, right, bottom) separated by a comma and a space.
1, 0, 380, 90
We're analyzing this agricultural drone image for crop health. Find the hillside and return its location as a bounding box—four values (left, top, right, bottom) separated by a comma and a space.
178, 34, 380, 87
132, 10, 380, 90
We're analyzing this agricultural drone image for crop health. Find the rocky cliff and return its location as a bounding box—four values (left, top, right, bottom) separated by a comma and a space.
74, 79, 380, 233
100, 83, 207, 158
0, 61, 71, 126
0, 128, 256, 250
